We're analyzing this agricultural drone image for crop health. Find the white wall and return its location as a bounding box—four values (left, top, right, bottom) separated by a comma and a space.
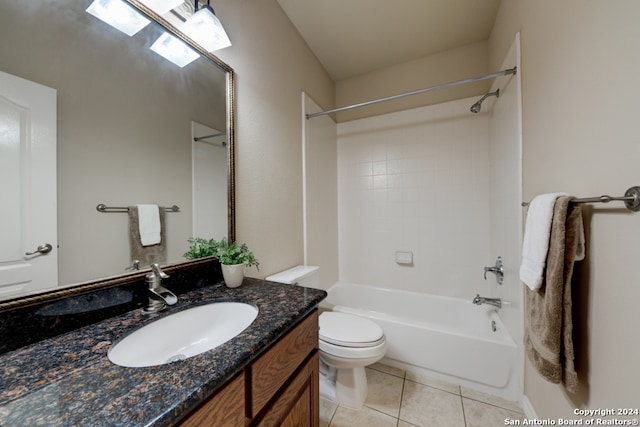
489, 0, 640, 419
303, 94, 339, 290
214, 0, 335, 278
488, 34, 524, 399
335, 41, 491, 122
337, 98, 492, 299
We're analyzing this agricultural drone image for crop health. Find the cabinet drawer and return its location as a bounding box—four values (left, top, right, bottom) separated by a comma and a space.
249, 310, 318, 417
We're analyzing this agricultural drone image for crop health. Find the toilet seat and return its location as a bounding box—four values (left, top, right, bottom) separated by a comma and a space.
319, 312, 385, 348
319, 336, 387, 360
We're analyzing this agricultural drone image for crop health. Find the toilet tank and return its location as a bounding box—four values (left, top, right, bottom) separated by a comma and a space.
266, 265, 320, 288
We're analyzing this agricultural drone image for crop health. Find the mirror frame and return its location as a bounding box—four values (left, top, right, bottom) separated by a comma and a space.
0, 0, 235, 313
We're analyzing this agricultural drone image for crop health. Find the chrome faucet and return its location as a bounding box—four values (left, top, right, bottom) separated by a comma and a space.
483, 256, 504, 285
472, 294, 502, 309
144, 263, 178, 312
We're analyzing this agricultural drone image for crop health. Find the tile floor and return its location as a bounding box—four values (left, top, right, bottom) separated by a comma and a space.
320, 363, 525, 427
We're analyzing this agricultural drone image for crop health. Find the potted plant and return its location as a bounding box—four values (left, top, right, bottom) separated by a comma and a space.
215, 238, 260, 288
184, 237, 259, 288
183, 237, 219, 259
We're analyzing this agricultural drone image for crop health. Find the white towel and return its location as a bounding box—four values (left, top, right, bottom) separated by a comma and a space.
520, 193, 567, 291
137, 204, 161, 246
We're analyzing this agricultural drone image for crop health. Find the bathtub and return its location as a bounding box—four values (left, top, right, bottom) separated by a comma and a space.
322, 282, 519, 399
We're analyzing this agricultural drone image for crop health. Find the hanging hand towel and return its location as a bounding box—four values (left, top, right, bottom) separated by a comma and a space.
129, 206, 166, 268
524, 195, 583, 393
520, 193, 568, 291
137, 204, 161, 246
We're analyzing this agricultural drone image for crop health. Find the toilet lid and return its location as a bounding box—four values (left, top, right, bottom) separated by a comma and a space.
319, 312, 384, 348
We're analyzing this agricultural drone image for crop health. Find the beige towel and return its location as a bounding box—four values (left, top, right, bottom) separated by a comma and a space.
524, 196, 583, 393
128, 206, 166, 268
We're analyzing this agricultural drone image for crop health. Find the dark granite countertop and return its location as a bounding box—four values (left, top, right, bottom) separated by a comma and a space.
0, 278, 326, 426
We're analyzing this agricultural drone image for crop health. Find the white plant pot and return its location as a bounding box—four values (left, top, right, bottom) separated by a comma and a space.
221, 263, 245, 288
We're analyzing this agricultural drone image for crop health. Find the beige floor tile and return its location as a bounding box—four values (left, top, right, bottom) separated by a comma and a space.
462, 397, 525, 427
400, 380, 465, 427
404, 371, 460, 395
398, 421, 420, 427
320, 398, 338, 427
460, 387, 523, 413
329, 406, 398, 427
369, 362, 406, 378
364, 368, 405, 417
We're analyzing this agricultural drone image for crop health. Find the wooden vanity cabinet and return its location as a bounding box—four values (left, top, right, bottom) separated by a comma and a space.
176, 310, 319, 427
254, 351, 319, 427
177, 372, 246, 427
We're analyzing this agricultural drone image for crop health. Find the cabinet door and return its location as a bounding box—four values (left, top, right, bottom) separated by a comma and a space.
177, 372, 246, 427
250, 311, 318, 417
280, 386, 311, 427
256, 351, 319, 427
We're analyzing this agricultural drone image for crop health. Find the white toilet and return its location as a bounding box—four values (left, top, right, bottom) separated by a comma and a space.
266, 266, 387, 409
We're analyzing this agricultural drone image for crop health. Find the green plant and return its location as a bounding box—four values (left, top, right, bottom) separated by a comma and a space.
183, 237, 218, 259
184, 237, 260, 271
216, 238, 260, 270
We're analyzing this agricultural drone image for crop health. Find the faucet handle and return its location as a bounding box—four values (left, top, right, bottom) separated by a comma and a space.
126, 260, 140, 271
150, 263, 169, 279
483, 257, 504, 285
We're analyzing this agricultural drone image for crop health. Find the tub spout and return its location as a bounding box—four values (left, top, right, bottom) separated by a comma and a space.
473, 294, 502, 309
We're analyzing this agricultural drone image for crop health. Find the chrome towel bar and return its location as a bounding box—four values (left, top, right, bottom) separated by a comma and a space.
521, 186, 640, 212
96, 204, 180, 213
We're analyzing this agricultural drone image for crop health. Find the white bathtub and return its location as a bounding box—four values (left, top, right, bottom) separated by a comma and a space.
322, 282, 519, 399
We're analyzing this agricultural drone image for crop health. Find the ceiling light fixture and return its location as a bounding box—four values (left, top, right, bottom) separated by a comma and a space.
86, 0, 151, 37
150, 32, 200, 67
139, 0, 184, 16
180, 0, 231, 52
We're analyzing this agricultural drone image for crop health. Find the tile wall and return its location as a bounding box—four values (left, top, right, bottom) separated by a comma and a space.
337, 98, 493, 299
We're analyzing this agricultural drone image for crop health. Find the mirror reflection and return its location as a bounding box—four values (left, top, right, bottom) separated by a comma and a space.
0, 0, 233, 301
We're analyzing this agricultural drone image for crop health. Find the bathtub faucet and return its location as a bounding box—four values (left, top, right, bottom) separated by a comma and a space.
473, 294, 502, 309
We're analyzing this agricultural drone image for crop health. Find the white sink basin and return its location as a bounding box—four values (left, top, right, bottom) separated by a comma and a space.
108, 302, 258, 367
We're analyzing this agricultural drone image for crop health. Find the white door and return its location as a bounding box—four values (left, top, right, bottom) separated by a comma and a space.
0, 71, 57, 299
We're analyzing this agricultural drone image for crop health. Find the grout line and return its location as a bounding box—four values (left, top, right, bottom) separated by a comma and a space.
367, 364, 406, 379
327, 404, 337, 427
398, 375, 406, 420
397, 377, 422, 427
461, 395, 524, 415
366, 406, 400, 422
461, 394, 468, 427
321, 398, 338, 427
459, 388, 523, 413
403, 377, 461, 397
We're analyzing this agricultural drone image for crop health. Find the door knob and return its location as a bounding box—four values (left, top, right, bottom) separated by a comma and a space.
25, 243, 53, 256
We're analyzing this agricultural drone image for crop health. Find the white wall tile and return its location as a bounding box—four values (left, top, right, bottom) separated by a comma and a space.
337, 98, 491, 298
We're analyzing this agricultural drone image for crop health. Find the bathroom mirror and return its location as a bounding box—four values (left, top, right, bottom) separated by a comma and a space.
0, 0, 234, 302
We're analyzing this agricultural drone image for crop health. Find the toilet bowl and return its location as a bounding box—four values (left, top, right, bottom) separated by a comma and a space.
266, 266, 387, 409
318, 311, 387, 408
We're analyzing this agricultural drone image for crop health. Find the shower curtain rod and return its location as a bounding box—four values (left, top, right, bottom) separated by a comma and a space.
306, 67, 517, 119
